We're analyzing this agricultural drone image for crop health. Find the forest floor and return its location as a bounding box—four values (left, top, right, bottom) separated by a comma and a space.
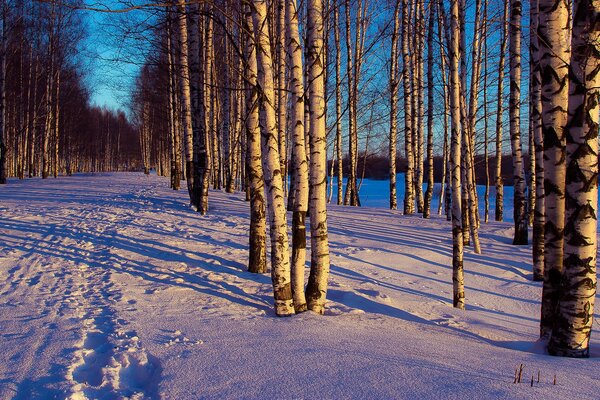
0, 172, 599, 399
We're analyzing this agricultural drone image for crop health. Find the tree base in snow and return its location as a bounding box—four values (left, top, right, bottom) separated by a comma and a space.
275, 300, 295, 317
547, 342, 590, 358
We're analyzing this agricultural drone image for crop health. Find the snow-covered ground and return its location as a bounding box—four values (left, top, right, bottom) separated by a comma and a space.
0, 172, 598, 399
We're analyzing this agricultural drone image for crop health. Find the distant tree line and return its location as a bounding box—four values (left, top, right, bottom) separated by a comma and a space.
0, 0, 141, 183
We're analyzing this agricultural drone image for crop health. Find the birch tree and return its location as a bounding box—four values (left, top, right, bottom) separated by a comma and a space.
495, 0, 509, 221
530, 0, 544, 281
548, 0, 599, 357
251, 0, 294, 316
509, 0, 528, 245
539, 0, 571, 338
304, 0, 331, 314
244, 5, 267, 275
286, 0, 309, 312
401, 0, 415, 214
449, 0, 465, 309
389, 0, 400, 210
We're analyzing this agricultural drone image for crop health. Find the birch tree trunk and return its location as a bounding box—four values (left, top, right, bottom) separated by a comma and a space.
509, 0, 528, 245
548, 0, 599, 357
305, 0, 331, 315
176, 0, 195, 202
251, 0, 294, 316
286, 0, 309, 312
449, 0, 465, 309
414, 0, 425, 214
530, 0, 544, 281
539, 0, 570, 339
188, 4, 209, 214
401, 0, 415, 214
334, 4, 343, 205
244, 5, 267, 275
277, 0, 287, 198
495, 0, 509, 221
389, 1, 400, 210
423, 1, 434, 219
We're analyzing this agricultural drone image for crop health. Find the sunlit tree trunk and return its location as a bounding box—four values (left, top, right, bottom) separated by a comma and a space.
548, 0, 599, 357
244, 5, 267, 275
401, 0, 415, 214
509, 0, 528, 245
495, 0, 509, 221
539, 0, 570, 339
305, 0, 331, 315
414, 0, 425, 213
176, 0, 194, 201
449, 0, 465, 309
423, 1, 435, 219
530, 0, 544, 280
251, 0, 294, 316
286, 0, 309, 312
277, 0, 287, 197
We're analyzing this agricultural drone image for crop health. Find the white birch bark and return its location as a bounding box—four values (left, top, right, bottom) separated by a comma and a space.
539, 0, 571, 338
176, 0, 195, 201
244, 5, 267, 275
305, 0, 331, 315
286, 0, 309, 312
401, 0, 415, 214
530, 0, 544, 281
251, 0, 294, 316
548, 0, 599, 357
509, 0, 528, 245
449, 0, 464, 309
495, 0, 509, 222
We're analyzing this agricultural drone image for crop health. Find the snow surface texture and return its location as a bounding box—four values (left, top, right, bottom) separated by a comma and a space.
0, 172, 598, 399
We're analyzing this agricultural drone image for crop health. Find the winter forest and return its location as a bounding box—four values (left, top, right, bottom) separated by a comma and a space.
0, 0, 599, 398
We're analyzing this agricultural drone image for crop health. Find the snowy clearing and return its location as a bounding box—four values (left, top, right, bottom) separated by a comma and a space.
0, 172, 599, 399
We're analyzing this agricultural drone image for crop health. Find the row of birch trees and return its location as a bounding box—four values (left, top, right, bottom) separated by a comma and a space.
134, 0, 332, 316
129, 0, 598, 355
443, 0, 599, 358
0, 0, 141, 183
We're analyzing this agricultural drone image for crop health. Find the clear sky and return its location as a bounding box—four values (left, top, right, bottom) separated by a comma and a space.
81, 1, 155, 115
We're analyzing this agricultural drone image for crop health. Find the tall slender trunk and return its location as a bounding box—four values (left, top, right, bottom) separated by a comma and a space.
277, 0, 287, 198
449, 0, 464, 309
189, 5, 209, 213
483, 0, 489, 224
495, 0, 509, 221
334, 4, 343, 205
251, 0, 294, 317
305, 0, 331, 315
286, 0, 309, 312
401, 0, 415, 214
548, 0, 599, 357
176, 0, 194, 201
539, 0, 570, 339
414, 0, 425, 213
530, 0, 544, 281
509, 0, 528, 245
423, 1, 435, 219
389, 1, 400, 210
244, 5, 267, 275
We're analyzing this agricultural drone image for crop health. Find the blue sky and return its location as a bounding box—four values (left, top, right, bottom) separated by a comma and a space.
81, 1, 154, 115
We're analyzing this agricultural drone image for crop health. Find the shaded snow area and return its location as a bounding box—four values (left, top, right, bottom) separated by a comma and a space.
1, 173, 599, 399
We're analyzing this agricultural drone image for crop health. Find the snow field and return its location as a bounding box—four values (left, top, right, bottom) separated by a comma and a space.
0, 172, 598, 399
